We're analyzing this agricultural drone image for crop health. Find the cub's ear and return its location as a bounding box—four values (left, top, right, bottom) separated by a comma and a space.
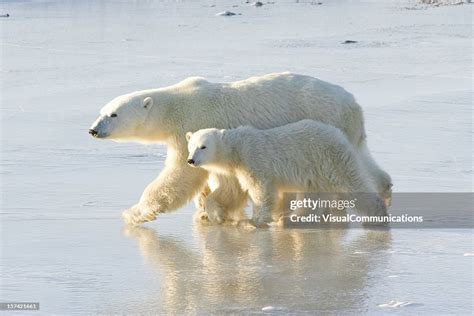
143, 97, 154, 109
185, 132, 193, 141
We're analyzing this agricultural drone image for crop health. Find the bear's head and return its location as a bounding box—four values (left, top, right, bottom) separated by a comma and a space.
89, 94, 154, 142
186, 128, 224, 169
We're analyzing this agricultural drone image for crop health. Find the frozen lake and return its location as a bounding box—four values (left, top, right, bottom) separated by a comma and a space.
1, 0, 472, 314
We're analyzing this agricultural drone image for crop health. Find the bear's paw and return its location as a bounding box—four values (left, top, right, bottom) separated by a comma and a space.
122, 204, 157, 226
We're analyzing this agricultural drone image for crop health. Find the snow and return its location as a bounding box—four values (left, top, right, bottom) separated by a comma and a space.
0, 0, 472, 314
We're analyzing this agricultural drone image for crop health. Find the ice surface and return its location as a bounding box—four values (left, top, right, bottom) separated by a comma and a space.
1, 0, 472, 314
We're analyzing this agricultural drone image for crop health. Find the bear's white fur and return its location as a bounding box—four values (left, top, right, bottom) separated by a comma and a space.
89, 72, 391, 225
186, 120, 388, 227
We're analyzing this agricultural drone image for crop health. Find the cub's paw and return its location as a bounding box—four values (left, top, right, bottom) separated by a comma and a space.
206, 207, 225, 224
275, 215, 289, 227
193, 210, 211, 225
122, 204, 157, 226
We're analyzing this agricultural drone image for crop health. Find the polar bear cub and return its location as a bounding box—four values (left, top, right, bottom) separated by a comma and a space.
186, 120, 388, 227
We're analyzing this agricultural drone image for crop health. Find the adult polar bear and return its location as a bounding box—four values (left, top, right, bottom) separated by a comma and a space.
89, 72, 391, 225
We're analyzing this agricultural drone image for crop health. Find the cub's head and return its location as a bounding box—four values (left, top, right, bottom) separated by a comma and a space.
186, 128, 224, 168
89, 94, 154, 142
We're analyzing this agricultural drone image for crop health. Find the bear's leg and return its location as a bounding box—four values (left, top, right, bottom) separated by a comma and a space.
332, 153, 388, 224
203, 173, 248, 224
192, 184, 211, 224
343, 180, 388, 224
242, 182, 277, 228
194, 184, 211, 211
356, 141, 393, 206
122, 162, 208, 225
355, 194, 388, 217
201, 191, 226, 224
354, 193, 389, 227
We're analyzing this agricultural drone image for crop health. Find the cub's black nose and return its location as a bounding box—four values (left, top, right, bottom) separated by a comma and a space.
89, 129, 98, 137
187, 159, 195, 165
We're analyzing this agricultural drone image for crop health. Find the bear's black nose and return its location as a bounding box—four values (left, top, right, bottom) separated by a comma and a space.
187, 159, 195, 165
89, 129, 98, 137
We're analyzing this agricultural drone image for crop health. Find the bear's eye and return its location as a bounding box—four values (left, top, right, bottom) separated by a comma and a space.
110, 113, 117, 118
200, 146, 207, 150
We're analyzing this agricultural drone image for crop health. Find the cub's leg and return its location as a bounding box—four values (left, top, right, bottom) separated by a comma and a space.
194, 173, 248, 224
240, 180, 277, 228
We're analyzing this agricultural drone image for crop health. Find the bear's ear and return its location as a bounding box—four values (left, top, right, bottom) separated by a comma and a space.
185, 132, 193, 141
143, 97, 154, 109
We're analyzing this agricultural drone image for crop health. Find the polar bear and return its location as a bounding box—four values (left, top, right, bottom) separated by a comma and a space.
186, 120, 388, 227
89, 72, 391, 225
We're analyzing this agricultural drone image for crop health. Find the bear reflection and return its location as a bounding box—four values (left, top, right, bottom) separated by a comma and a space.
124, 225, 391, 314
